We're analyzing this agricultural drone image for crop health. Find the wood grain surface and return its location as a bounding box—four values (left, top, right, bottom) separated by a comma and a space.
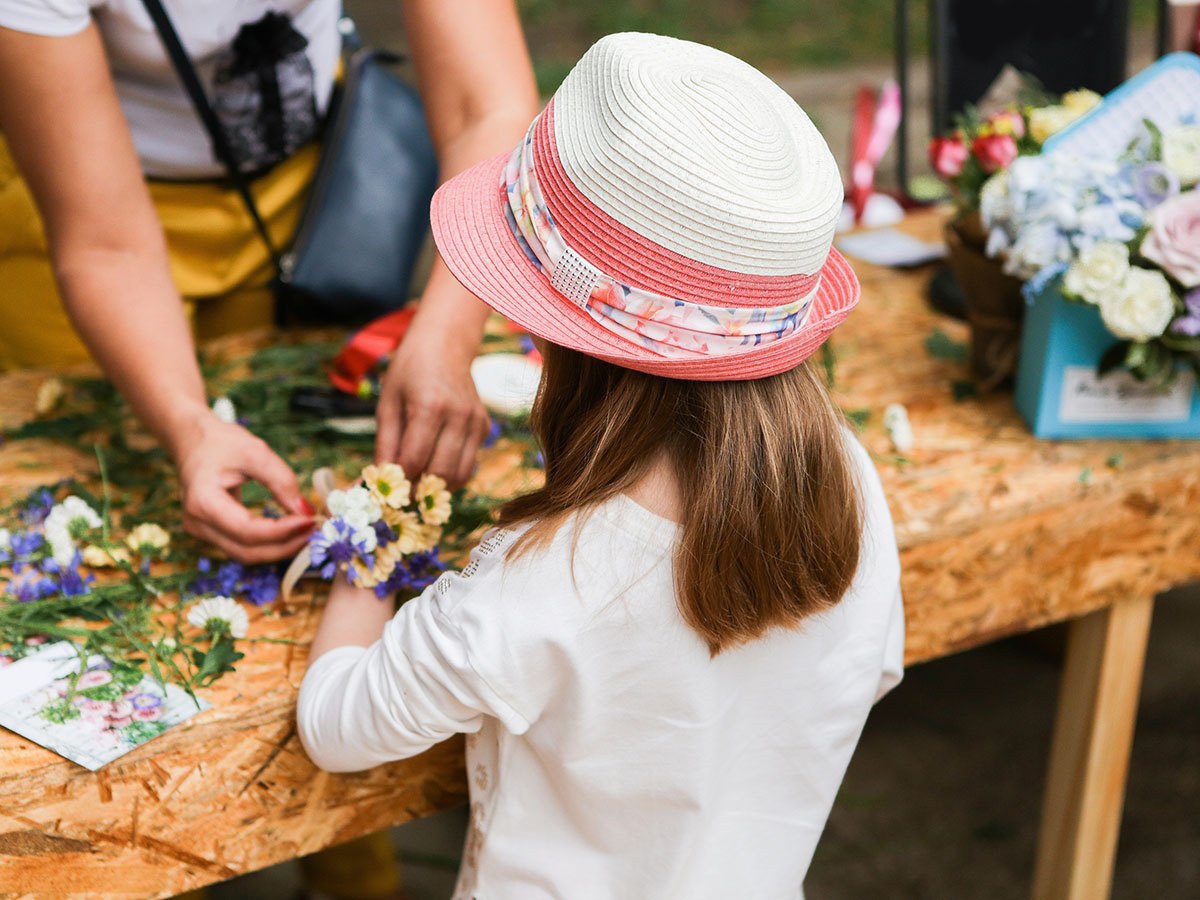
1, 209, 1197, 898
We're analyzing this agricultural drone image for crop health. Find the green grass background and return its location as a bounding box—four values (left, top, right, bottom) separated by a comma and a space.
518, 0, 1162, 94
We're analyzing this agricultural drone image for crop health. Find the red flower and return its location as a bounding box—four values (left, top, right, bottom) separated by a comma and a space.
971, 133, 1018, 173
928, 135, 969, 178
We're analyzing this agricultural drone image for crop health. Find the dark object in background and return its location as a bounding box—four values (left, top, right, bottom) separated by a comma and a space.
929, 0, 1130, 136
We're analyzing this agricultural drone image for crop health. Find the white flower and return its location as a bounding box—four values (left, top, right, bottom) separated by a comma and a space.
211, 396, 237, 424
0, 528, 10, 553
45, 496, 102, 534
1063, 241, 1131, 305
35, 378, 65, 416
326, 486, 382, 532
883, 403, 914, 453
1098, 267, 1176, 342
45, 522, 77, 567
1162, 125, 1200, 187
979, 171, 1010, 230
42, 496, 102, 565
186, 596, 249, 638
126, 523, 171, 555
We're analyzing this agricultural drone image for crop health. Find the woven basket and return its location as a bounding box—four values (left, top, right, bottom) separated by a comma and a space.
944, 214, 1027, 391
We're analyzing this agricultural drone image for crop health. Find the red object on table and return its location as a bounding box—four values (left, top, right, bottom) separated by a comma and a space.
329, 306, 417, 394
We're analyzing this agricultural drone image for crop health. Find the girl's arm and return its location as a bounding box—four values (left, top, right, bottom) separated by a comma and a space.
309, 575, 394, 662
0, 24, 313, 562
374, 0, 540, 486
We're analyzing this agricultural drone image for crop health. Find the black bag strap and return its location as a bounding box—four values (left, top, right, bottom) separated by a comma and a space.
139, 0, 283, 274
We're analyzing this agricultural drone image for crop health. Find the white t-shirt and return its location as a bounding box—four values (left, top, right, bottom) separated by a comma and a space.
0, 0, 341, 178
298, 436, 905, 900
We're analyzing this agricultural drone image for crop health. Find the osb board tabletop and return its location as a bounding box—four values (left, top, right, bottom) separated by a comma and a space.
1, 208, 1198, 898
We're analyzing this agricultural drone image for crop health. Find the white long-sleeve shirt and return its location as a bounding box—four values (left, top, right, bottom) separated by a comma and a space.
298, 436, 904, 900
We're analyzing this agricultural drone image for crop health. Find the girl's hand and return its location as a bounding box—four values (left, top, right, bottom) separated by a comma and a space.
175, 413, 315, 564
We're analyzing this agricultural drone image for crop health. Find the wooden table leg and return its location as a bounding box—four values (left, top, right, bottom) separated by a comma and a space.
1032, 596, 1155, 900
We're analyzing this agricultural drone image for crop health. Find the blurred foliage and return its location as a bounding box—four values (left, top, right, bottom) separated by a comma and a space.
516, 0, 1162, 95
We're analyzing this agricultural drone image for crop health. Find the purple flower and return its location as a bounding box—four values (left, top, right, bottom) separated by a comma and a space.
11, 574, 58, 602
19, 489, 55, 526
482, 418, 502, 449
373, 520, 397, 545
38, 552, 94, 598
216, 561, 244, 595
518, 334, 537, 355
242, 565, 281, 607
1171, 288, 1200, 336
10, 531, 44, 559
1132, 163, 1180, 209
373, 549, 445, 598
129, 692, 163, 710
309, 519, 373, 579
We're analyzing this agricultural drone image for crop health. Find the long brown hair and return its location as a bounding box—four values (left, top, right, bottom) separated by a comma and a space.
498, 343, 864, 655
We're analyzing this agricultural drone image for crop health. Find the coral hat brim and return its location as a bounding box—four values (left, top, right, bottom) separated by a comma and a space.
430, 152, 861, 381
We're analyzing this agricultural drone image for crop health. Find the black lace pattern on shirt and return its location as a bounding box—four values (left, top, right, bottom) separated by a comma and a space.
211, 10, 318, 174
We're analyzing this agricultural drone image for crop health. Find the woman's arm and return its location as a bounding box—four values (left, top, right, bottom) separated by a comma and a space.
0, 24, 313, 561
375, 0, 539, 486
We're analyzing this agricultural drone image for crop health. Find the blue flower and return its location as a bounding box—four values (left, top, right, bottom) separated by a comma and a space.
242, 565, 281, 607
373, 549, 445, 598
11, 574, 58, 602
216, 561, 244, 595
19, 489, 55, 526
482, 418, 502, 449
37, 552, 94, 598
10, 531, 44, 559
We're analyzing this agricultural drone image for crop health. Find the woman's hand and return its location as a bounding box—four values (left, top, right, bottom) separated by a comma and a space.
174, 413, 314, 564
375, 0, 538, 485
375, 292, 491, 487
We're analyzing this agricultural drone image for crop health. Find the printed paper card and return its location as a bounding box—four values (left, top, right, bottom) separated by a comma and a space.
0, 641, 210, 770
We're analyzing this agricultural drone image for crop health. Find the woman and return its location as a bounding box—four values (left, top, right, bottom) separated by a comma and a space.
0, 0, 538, 567
0, 2, 538, 897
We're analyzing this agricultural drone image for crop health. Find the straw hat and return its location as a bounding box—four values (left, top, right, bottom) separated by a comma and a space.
430, 32, 859, 380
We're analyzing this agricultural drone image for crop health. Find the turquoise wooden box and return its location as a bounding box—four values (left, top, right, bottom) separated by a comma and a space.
1014, 267, 1200, 439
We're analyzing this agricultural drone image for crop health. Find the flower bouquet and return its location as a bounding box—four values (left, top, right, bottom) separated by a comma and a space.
929, 89, 1103, 389
982, 117, 1200, 392
283, 463, 450, 601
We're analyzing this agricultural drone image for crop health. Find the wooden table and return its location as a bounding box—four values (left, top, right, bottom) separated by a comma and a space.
2, 210, 1197, 899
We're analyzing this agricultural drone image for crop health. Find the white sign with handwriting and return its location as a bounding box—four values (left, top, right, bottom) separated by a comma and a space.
1059, 366, 1194, 423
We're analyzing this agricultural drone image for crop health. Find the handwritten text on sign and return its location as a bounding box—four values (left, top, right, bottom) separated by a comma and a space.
1059, 366, 1194, 423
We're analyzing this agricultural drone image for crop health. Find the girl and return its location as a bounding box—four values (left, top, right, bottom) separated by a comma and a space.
299, 32, 904, 900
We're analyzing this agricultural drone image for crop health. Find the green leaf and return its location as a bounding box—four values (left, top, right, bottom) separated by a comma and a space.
924, 329, 969, 364
191, 638, 244, 688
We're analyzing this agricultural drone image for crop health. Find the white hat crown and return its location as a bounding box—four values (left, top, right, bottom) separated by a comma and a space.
552, 32, 843, 277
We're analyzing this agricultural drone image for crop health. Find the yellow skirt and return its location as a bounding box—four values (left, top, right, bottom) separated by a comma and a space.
0, 138, 319, 371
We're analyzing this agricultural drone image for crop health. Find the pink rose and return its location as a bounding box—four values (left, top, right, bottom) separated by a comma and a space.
972, 133, 1018, 173
929, 135, 969, 177
76, 670, 112, 689
107, 715, 133, 728
1141, 191, 1200, 288
133, 706, 163, 722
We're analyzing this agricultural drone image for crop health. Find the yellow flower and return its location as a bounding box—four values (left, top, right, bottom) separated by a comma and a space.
81, 544, 131, 568
1028, 105, 1078, 144
386, 510, 439, 554
1061, 89, 1101, 114
362, 463, 411, 510
350, 541, 402, 589
35, 378, 64, 416
126, 523, 171, 556
415, 474, 452, 526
